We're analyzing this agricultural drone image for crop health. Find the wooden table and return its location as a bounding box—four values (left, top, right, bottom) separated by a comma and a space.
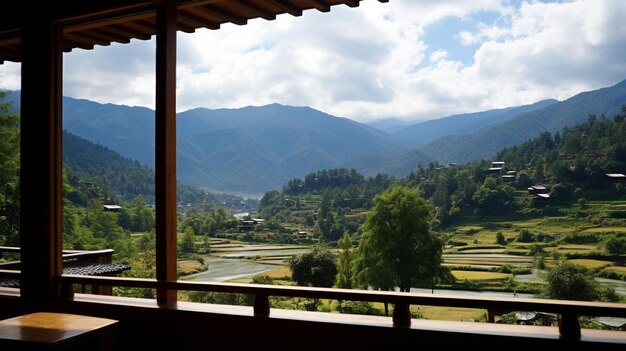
0, 312, 118, 350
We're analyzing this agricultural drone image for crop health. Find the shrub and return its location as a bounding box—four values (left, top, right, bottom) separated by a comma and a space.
496, 231, 507, 245
516, 229, 535, 243
338, 301, 382, 315
252, 274, 274, 285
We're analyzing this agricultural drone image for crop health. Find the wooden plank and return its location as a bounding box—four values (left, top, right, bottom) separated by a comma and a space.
197, 4, 248, 25
232, 0, 277, 20
178, 9, 220, 30
155, 3, 178, 306
264, 0, 303, 16
64, 32, 111, 48
309, 0, 331, 12
60, 275, 626, 319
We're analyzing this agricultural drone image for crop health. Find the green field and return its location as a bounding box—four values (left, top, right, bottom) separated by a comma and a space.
451, 271, 510, 281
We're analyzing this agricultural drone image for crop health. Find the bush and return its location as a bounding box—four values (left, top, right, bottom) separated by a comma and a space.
499, 312, 517, 324
338, 301, 382, 315
516, 229, 535, 243
496, 231, 507, 245
498, 264, 514, 274
608, 211, 626, 218
605, 236, 626, 255
252, 274, 274, 285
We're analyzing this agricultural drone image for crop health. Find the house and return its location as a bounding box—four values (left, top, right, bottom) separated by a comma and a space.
606, 173, 626, 183
102, 204, 122, 212
528, 185, 550, 195
533, 193, 551, 207
501, 175, 516, 183
1, 1, 623, 350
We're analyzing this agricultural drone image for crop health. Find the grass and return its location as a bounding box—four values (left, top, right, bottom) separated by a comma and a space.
451, 271, 510, 281
177, 259, 206, 275
412, 306, 487, 322
582, 227, 626, 233
605, 266, 626, 273
453, 249, 507, 254
262, 267, 291, 280
568, 259, 613, 269
368, 303, 486, 321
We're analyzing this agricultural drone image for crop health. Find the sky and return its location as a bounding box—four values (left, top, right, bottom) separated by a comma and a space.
1, 0, 626, 123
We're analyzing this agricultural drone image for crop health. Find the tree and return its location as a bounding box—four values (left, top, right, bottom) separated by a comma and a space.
496, 231, 507, 245
179, 227, 196, 254
0, 91, 20, 246
290, 247, 337, 287
533, 255, 546, 270
543, 262, 617, 301
335, 232, 354, 289
605, 236, 626, 255
353, 186, 443, 292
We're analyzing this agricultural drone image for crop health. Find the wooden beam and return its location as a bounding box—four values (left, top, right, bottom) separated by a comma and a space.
63, 11, 156, 34
264, 0, 303, 17
344, 0, 360, 7
20, 14, 63, 303
197, 4, 248, 26
63, 32, 111, 48
106, 24, 152, 41
114, 21, 155, 38
309, 0, 331, 13
87, 28, 132, 44
178, 9, 220, 30
62, 37, 96, 51
233, 0, 277, 21
155, 2, 178, 306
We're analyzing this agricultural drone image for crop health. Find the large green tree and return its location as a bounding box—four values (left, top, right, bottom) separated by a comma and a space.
353, 186, 443, 292
335, 232, 354, 289
290, 247, 337, 287
544, 262, 618, 302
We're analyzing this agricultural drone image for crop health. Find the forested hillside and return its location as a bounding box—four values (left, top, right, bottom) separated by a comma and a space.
63, 130, 210, 204
259, 107, 626, 238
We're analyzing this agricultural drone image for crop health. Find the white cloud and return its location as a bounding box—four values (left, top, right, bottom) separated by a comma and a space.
430, 49, 448, 63
2, 0, 626, 122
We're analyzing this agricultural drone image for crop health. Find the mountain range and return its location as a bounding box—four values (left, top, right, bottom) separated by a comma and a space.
392, 99, 558, 145
5, 78, 626, 195
418, 79, 626, 164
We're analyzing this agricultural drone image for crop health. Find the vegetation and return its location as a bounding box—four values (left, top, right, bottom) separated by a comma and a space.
2, 87, 625, 316
335, 232, 354, 289
353, 186, 445, 292
289, 247, 337, 287
543, 262, 619, 302
0, 90, 20, 247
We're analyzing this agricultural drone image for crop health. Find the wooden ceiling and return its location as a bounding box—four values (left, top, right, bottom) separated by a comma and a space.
0, 0, 389, 64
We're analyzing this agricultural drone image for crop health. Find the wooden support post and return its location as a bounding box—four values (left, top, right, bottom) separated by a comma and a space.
487, 309, 496, 323
254, 294, 270, 317
20, 13, 63, 303
155, 3, 178, 306
392, 303, 411, 327
559, 313, 581, 339
59, 282, 75, 300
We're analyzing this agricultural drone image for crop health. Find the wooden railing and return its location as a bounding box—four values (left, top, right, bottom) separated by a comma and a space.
59, 274, 626, 339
